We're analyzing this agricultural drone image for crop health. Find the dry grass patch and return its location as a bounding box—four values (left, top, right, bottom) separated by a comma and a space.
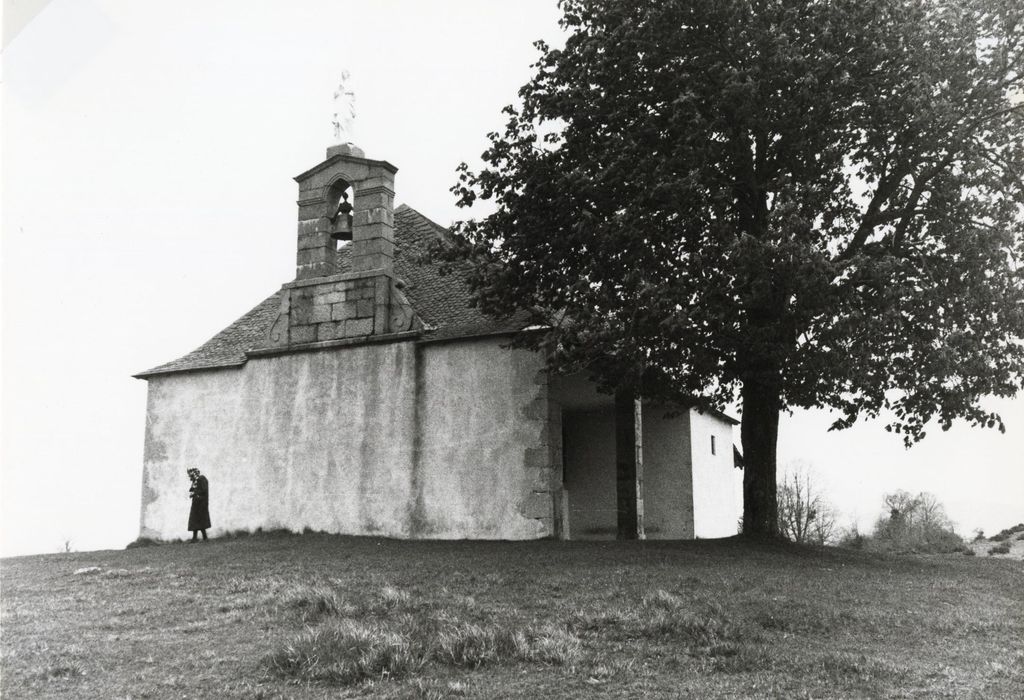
279, 584, 354, 623
34, 661, 86, 682
264, 584, 583, 686
747, 597, 857, 633
266, 619, 423, 684
809, 651, 912, 691
526, 624, 583, 665
636, 590, 755, 648
434, 622, 528, 668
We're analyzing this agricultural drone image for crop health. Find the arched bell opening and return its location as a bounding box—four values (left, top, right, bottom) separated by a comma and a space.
327, 179, 354, 250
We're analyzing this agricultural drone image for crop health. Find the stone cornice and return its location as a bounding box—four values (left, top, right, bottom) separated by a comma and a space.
246, 330, 422, 358
293, 154, 398, 182
282, 268, 393, 289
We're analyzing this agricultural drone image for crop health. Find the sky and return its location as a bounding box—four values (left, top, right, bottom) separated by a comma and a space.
2, 0, 1021, 557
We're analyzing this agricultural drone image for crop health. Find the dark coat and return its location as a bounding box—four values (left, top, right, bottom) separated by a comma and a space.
188, 475, 211, 531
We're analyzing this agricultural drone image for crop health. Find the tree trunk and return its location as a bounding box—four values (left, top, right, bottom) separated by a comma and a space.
740, 376, 781, 538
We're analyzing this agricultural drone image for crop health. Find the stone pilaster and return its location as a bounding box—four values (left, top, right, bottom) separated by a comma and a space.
351, 177, 396, 274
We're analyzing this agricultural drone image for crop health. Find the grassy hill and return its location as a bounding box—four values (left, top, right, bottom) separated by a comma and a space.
2, 533, 1022, 699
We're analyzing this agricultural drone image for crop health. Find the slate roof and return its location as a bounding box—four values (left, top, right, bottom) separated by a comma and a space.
136, 205, 526, 378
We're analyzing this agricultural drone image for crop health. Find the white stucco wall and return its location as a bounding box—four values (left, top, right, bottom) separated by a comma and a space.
689, 409, 740, 538
641, 408, 694, 539
140, 338, 554, 542
415, 339, 551, 539
140, 343, 419, 540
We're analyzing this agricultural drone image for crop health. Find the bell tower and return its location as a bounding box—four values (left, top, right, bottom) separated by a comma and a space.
263, 141, 418, 348
292, 143, 397, 281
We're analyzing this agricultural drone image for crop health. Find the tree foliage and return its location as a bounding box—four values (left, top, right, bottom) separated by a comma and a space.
435, 0, 1024, 536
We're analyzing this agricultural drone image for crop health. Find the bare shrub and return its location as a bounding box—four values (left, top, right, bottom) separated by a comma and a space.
777, 464, 839, 545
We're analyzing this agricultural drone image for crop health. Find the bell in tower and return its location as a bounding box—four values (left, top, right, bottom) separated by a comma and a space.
330, 184, 354, 242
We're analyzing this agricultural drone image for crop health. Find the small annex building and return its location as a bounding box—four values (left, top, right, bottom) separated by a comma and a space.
135, 141, 741, 542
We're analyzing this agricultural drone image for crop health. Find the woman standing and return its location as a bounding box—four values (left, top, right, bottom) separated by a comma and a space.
187, 468, 211, 542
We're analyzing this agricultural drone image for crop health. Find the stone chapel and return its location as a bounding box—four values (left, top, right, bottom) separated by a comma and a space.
135, 140, 741, 541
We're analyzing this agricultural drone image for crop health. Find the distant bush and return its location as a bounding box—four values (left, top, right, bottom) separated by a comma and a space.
919, 527, 965, 554
253, 527, 297, 537
988, 541, 1012, 556
868, 491, 964, 554
959, 546, 976, 556
988, 523, 1024, 542
837, 525, 865, 550
218, 527, 306, 541
218, 529, 253, 539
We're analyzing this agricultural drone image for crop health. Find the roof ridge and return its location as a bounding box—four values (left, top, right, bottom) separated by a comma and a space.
395, 204, 450, 234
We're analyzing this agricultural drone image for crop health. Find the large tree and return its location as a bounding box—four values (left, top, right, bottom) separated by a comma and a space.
435, 0, 1024, 537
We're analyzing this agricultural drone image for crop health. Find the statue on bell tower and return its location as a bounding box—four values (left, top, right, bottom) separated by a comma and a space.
331, 70, 356, 145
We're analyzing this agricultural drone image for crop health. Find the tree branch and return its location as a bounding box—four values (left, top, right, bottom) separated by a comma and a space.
890, 151, 958, 251
835, 153, 904, 263
837, 101, 1021, 264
